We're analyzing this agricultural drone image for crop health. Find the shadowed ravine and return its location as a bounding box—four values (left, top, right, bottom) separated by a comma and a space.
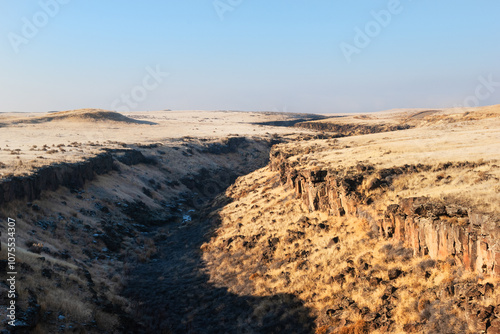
123, 195, 315, 333
121, 141, 315, 333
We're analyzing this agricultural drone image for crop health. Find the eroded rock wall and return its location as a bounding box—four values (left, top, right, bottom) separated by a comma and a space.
294, 121, 410, 135
0, 149, 151, 207
270, 148, 500, 277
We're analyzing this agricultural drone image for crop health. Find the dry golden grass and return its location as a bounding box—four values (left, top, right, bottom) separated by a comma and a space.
2, 105, 499, 332
202, 159, 498, 332
0, 161, 167, 332
302, 104, 500, 128
0, 131, 282, 332
0, 109, 315, 179
41, 290, 93, 322
336, 320, 369, 334
274, 106, 500, 219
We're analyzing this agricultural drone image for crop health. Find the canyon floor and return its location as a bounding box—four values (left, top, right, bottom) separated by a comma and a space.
0, 106, 499, 333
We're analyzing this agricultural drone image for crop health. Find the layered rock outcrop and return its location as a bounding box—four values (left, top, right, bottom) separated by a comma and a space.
294, 121, 410, 135
0, 149, 150, 207
270, 148, 500, 277
384, 198, 500, 277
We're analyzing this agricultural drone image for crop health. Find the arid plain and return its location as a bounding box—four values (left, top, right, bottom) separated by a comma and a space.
0, 106, 499, 333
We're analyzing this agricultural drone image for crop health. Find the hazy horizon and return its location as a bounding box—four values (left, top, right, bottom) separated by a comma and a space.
2, 1, 500, 114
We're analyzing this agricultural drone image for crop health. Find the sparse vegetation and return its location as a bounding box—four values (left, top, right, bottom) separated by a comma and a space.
203, 162, 498, 332
0, 106, 498, 332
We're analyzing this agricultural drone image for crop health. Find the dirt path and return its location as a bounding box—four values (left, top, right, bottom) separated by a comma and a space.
123, 202, 315, 334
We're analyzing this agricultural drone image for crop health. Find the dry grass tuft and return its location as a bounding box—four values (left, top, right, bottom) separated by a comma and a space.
337, 320, 369, 334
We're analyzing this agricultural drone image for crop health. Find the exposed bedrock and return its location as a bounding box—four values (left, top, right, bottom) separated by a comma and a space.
0, 149, 151, 206
270, 148, 500, 277
294, 121, 411, 135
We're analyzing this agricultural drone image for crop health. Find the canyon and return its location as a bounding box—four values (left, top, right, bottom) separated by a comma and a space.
270, 150, 500, 278
0, 107, 499, 333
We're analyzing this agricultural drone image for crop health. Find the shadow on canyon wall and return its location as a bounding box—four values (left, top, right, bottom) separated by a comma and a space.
123, 143, 316, 333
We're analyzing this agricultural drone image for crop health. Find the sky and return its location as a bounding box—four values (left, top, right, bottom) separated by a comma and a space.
1, 0, 500, 114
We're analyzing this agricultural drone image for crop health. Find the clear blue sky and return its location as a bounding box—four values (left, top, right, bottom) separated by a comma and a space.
1, 1, 499, 113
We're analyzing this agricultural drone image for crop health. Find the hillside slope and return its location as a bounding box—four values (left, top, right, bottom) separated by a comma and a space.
1, 106, 499, 333
202, 106, 500, 333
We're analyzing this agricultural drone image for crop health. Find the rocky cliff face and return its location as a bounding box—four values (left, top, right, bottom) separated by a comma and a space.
270, 147, 500, 278
384, 198, 500, 277
0, 149, 152, 207
294, 121, 410, 135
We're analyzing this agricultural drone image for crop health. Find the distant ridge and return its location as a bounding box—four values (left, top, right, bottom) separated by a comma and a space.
10, 109, 157, 125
